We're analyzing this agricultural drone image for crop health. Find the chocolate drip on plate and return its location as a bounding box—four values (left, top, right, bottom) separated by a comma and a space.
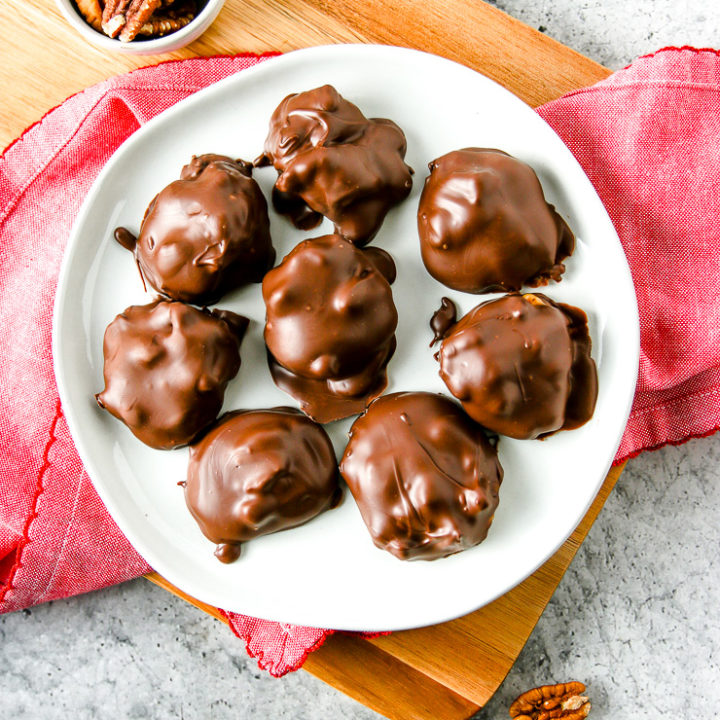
114, 226, 137, 251
429, 297, 457, 346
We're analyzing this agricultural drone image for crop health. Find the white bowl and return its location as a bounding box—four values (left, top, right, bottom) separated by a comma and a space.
55, 0, 226, 55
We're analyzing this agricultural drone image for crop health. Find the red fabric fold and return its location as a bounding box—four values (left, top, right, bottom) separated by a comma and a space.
220, 610, 333, 678
1, 47, 719, 676
537, 47, 720, 462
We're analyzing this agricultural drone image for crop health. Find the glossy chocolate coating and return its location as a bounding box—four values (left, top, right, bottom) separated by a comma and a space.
96, 300, 247, 449
429, 297, 457, 346
437, 293, 597, 440
263, 234, 398, 423
418, 148, 574, 293
340, 392, 503, 561
119, 154, 274, 305
256, 85, 413, 246
185, 407, 341, 563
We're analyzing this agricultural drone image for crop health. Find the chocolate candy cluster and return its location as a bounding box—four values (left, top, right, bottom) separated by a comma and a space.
95, 85, 597, 563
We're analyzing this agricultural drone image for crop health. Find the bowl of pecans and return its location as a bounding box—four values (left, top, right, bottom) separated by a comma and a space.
56, 0, 226, 54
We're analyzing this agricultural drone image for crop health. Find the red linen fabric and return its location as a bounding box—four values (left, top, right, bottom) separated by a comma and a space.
1, 47, 718, 677
538, 47, 720, 462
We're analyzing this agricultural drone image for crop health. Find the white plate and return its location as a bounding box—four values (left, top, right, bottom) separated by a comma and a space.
53, 45, 639, 631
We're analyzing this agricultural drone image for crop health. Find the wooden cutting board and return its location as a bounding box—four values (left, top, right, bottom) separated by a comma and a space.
147, 464, 623, 719
3, 2, 618, 719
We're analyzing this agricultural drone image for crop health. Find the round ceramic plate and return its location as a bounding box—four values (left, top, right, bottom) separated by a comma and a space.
53, 45, 639, 631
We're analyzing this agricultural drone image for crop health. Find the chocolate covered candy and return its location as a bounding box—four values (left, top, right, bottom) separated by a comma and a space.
418, 148, 574, 293
436, 293, 597, 440
96, 300, 247, 449
256, 85, 413, 246
340, 392, 503, 561
262, 234, 398, 423
185, 407, 341, 563
117, 154, 275, 305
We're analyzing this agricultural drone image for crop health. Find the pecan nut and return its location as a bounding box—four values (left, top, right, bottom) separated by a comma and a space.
102, 0, 162, 41
100, 0, 196, 40
101, 0, 130, 37
136, 0, 196, 36
74, 0, 103, 31
509, 681, 591, 720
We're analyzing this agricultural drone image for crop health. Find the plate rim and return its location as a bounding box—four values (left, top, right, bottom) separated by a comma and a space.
52, 43, 640, 631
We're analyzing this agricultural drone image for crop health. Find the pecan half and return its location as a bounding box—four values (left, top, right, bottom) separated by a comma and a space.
101, 0, 131, 37
75, 0, 103, 31
119, 0, 163, 41
136, 0, 196, 36
136, 12, 192, 36
509, 681, 591, 720
102, 0, 163, 41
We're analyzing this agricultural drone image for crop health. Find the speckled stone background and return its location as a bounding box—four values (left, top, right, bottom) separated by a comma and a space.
3, 3, 720, 718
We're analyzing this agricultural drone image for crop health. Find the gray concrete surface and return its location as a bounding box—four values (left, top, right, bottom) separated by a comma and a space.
3, 2, 720, 718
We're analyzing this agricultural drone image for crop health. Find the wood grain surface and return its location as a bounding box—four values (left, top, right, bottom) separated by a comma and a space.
2, 0, 609, 147
147, 464, 624, 719
5, 3, 619, 719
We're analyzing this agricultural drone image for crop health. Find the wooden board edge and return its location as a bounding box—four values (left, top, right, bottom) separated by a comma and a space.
361, 462, 626, 705
300, 0, 612, 104
145, 572, 478, 719
145, 461, 625, 714
145, 571, 227, 623
303, 634, 480, 720
2, 0, 613, 148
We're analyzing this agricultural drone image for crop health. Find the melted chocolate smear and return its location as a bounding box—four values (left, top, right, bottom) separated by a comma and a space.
429, 297, 457, 346
114, 226, 148, 293
210, 309, 250, 343
559, 301, 598, 430
215, 543, 242, 564
271, 186, 323, 231
135, 258, 147, 293
363, 247, 397, 285
266, 339, 395, 424
114, 227, 137, 252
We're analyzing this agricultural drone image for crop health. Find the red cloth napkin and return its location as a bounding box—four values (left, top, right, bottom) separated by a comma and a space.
538, 46, 720, 461
1, 47, 719, 677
